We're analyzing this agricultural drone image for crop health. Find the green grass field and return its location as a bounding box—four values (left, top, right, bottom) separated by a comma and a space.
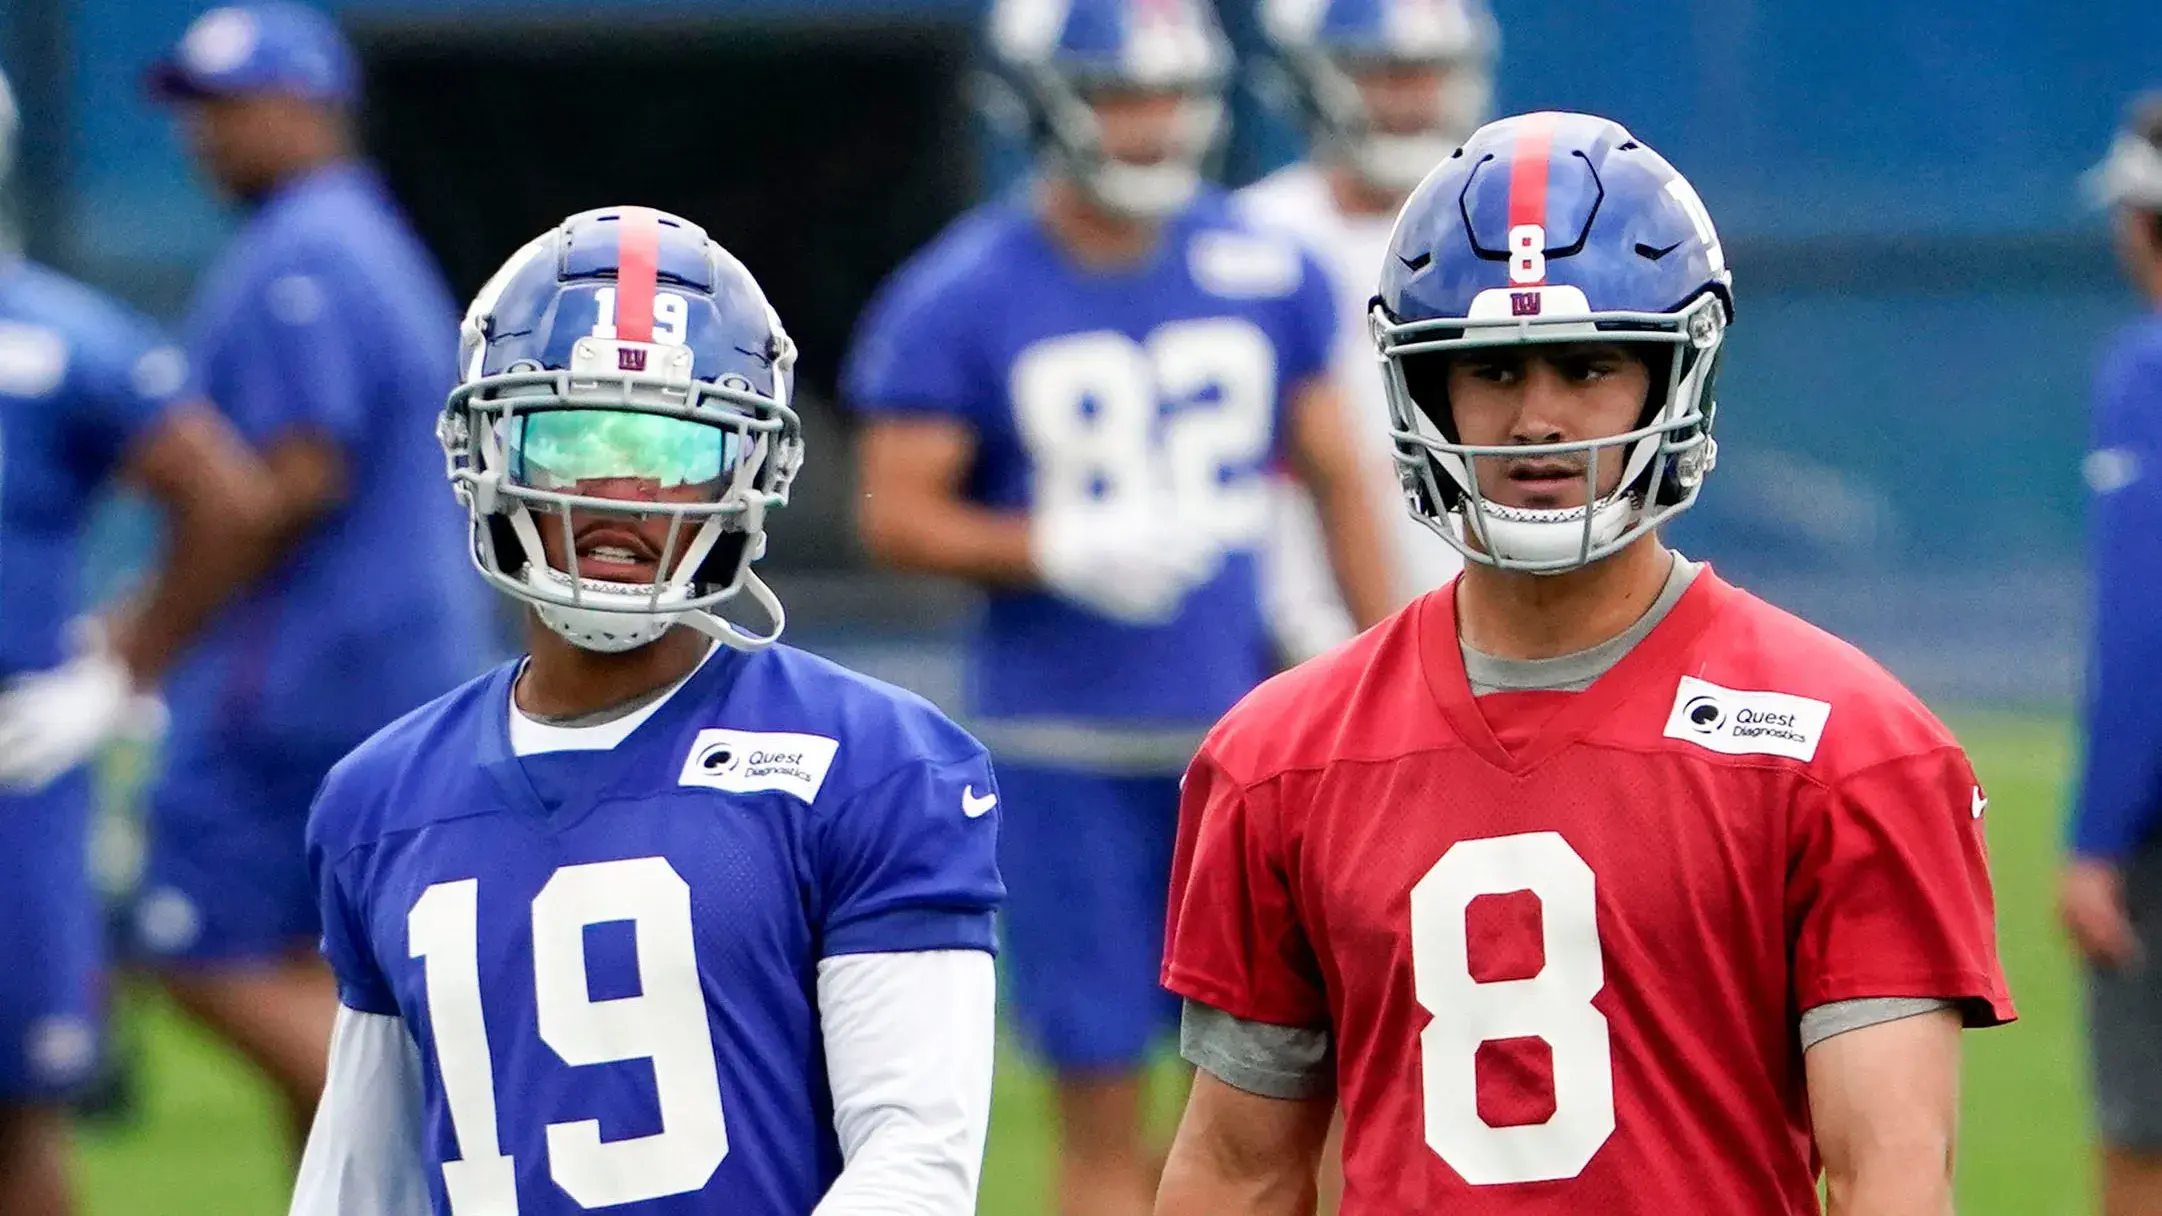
71, 711, 2092, 1214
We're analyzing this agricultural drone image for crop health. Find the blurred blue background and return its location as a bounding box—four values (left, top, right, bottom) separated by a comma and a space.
6, 0, 2151, 704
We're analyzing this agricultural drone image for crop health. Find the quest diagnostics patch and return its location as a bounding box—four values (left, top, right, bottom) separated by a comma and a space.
1662, 676, 1831, 762
679, 729, 840, 802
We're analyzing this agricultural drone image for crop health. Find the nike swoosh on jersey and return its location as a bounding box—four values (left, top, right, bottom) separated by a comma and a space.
1971, 786, 1988, 819
962, 785, 998, 818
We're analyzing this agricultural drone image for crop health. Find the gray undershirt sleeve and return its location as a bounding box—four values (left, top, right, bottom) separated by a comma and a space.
1798, 996, 1958, 1050
1180, 1000, 1334, 1100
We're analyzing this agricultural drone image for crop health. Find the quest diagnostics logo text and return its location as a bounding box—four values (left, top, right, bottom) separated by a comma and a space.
1662, 676, 1830, 762
679, 729, 840, 803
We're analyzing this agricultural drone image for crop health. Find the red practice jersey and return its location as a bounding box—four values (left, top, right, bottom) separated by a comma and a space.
1163, 568, 2014, 1214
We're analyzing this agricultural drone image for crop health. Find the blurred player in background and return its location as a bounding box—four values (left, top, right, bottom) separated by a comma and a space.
292, 206, 1000, 1215
134, 1, 492, 1146
1241, 0, 1497, 661
846, 0, 1393, 1211
1158, 112, 2014, 1214
2065, 90, 2162, 1216
0, 65, 279, 1216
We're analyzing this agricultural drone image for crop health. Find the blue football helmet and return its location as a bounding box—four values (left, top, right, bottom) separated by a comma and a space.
1372, 111, 1732, 573
1261, 0, 1498, 195
986, 0, 1233, 219
440, 206, 803, 652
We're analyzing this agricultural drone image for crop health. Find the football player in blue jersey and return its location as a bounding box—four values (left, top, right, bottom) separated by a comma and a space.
288, 206, 1003, 1216
135, 1, 496, 1143
2067, 92, 2162, 1216
844, 1, 1393, 1211
0, 65, 280, 1216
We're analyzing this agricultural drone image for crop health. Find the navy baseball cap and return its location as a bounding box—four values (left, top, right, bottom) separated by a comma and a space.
146, 3, 358, 106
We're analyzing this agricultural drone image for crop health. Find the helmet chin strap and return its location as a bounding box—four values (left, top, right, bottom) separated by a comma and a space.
680, 569, 785, 653
1458, 495, 1640, 573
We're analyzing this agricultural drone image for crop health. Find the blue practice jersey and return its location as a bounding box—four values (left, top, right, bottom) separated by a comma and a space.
170, 162, 491, 760
307, 643, 1003, 1214
0, 259, 188, 679
842, 191, 1336, 726
2073, 312, 2162, 859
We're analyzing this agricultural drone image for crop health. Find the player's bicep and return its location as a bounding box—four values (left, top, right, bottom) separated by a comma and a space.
289, 1006, 430, 1216
1803, 1006, 1961, 1196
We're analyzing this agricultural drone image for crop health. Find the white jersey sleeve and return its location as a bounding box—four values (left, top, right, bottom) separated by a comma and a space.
289, 1005, 432, 1216
812, 949, 997, 1215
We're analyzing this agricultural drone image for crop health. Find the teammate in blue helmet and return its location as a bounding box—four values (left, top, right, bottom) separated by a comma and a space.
291, 207, 1004, 1215
0, 63, 282, 1215
1373, 110, 1730, 573
1242, 0, 1499, 665
1159, 112, 2007, 1216
849, 0, 1395, 1211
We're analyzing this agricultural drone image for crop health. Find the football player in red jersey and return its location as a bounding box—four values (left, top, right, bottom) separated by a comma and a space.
1156, 111, 2014, 1216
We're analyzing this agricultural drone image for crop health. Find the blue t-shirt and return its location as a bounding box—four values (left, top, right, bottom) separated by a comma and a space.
842, 191, 1337, 726
307, 642, 1003, 1214
0, 259, 188, 679
2072, 312, 2162, 859
169, 161, 492, 761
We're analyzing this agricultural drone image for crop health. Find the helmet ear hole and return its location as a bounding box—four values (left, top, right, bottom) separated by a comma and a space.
693, 531, 753, 591
1399, 351, 1457, 442
486, 515, 527, 577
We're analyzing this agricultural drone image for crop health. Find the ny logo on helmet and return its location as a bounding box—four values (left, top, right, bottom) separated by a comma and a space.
1510, 291, 1542, 317
618, 348, 648, 372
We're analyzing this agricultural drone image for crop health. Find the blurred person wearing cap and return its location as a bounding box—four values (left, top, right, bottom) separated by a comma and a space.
2066, 91, 2162, 1216
134, 0, 493, 1147
845, 0, 1393, 1211
1238, 0, 1497, 665
0, 64, 283, 1214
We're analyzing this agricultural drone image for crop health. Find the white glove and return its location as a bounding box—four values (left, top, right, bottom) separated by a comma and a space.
1030, 507, 1223, 626
0, 622, 147, 794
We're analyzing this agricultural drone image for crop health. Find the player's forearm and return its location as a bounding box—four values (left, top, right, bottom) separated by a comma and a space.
1307, 470, 1394, 629
1284, 380, 1396, 628
1155, 1143, 1319, 1216
1821, 1162, 1954, 1216
858, 496, 1037, 589
111, 404, 283, 683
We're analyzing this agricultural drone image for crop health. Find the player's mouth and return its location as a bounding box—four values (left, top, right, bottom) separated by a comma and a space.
571, 524, 663, 583
1498, 459, 1588, 508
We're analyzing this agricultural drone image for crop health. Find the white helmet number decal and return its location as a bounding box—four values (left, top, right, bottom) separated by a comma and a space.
591, 287, 691, 346
1508, 224, 1546, 285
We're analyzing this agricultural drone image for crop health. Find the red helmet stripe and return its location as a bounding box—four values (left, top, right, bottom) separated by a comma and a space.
1507, 112, 1559, 278
614, 207, 661, 344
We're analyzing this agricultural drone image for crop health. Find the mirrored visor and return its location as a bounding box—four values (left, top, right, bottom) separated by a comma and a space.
504, 409, 744, 503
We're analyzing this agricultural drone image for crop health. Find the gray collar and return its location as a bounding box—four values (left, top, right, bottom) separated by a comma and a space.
1461, 554, 1701, 696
